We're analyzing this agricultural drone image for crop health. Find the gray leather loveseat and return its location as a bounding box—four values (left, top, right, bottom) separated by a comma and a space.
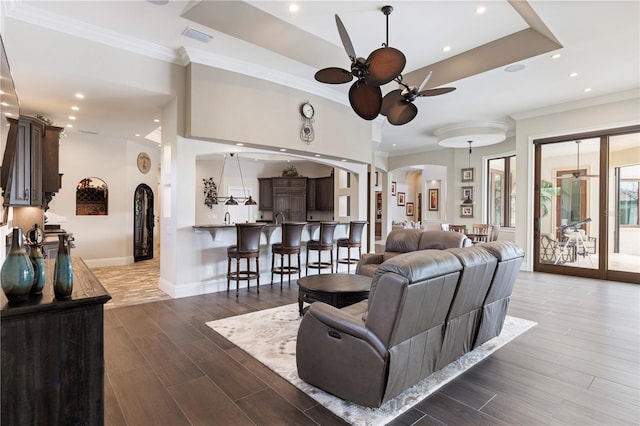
356, 229, 472, 277
296, 241, 524, 408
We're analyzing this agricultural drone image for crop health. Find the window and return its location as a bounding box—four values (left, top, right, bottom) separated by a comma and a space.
619, 179, 639, 226
487, 155, 515, 227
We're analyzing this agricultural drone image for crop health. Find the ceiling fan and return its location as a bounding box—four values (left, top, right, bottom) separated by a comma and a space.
556, 140, 599, 180
380, 71, 456, 125
315, 6, 455, 124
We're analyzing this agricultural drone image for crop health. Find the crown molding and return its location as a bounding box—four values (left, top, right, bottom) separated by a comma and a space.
6, 1, 181, 65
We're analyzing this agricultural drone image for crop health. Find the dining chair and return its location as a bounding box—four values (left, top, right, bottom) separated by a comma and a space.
471, 223, 490, 243
448, 225, 467, 234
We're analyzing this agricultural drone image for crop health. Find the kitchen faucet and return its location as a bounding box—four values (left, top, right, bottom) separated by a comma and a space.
275, 211, 285, 224
224, 211, 231, 225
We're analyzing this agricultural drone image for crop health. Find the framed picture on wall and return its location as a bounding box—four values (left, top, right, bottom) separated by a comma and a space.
428, 189, 439, 211
397, 192, 405, 206
461, 167, 474, 182
461, 205, 474, 218
406, 202, 414, 216
461, 186, 473, 200
391, 181, 397, 196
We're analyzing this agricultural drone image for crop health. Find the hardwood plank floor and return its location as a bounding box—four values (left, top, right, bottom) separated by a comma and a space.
103, 271, 640, 425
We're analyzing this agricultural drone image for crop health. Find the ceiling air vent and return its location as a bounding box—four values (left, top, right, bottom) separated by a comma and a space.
80, 129, 99, 135
182, 27, 213, 44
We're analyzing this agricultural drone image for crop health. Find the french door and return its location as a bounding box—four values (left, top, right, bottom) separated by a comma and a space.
533, 126, 640, 284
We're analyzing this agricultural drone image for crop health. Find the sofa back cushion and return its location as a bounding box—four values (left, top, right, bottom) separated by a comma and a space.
418, 230, 471, 250
367, 249, 462, 347
384, 229, 423, 254
480, 241, 525, 303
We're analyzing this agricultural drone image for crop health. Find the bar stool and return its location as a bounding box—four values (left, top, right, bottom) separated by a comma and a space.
336, 220, 367, 274
305, 221, 338, 275
227, 223, 265, 297
271, 222, 306, 289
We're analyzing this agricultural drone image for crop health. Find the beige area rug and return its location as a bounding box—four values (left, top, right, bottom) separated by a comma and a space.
207, 303, 537, 426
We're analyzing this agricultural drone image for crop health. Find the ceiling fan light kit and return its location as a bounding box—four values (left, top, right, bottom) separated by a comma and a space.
314, 5, 455, 125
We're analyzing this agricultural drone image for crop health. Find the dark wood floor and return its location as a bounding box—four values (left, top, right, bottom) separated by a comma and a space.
104, 271, 639, 425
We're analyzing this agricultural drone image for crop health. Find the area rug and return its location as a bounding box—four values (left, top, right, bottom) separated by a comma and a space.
206, 303, 536, 426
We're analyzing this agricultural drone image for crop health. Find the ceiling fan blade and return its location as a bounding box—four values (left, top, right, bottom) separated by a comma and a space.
365, 47, 406, 86
348, 81, 382, 120
387, 102, 418, 125
314, 67, 353, 84
418, 71, 433, 92
380, 89, 404, 116
417, 87, 456, 97
335, 14, 357, 61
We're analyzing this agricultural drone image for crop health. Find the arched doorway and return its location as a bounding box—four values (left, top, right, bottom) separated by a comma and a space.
134, 184, 154, 262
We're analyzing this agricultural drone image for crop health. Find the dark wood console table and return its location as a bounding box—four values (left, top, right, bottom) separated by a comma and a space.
297, 273, 371, 316
1, 257, 111, 425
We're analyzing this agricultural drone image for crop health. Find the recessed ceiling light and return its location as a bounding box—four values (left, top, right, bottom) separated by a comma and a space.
569, 72, 578, 78
135, 133, 141, 137
68, 116, 76, 120
584, 87, 592, 92
0, 102, 8, 107
505, 64, 526, 73
71, 106, 79, 111
314, 154, 321, 157
392, 143, 397, 147
235, 143, 244, 146
66, 124, 73, 128
75, 93, 84, 99
289, 3, 299, 13
443, 45, 451, 52
280, 148, 287, 152
341, 159, 347, 162
153, 119, 160, 123
551, 53, 561, 59
475, 6, 486, 15
181, 27, 214, 43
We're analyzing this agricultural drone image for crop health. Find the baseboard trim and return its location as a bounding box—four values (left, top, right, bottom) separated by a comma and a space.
159, 277, 230, 299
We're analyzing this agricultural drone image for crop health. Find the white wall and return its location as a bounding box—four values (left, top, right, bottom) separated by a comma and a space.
47, 135, 159, 267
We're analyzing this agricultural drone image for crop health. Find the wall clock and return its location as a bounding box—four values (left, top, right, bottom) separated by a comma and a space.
299, 101, 315, 144
137, 152, 151, 174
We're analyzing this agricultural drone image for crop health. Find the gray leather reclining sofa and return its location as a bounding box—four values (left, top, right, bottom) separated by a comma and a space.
356, 229, 472, 277
296, 241, 524, 408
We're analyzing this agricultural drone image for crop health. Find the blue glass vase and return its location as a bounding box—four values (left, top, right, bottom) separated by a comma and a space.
53, 234, 73, 299
1, 228, 35, 302
29, 243, 46, 295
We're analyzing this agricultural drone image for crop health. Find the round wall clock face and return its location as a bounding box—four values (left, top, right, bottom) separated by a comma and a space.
301, 102, 314, 119
137, 152, 151, 174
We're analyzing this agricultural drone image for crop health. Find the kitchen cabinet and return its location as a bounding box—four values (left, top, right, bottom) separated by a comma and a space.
1, 116, 63, 208
315, 176, 334, 211
4, 116, 43, 206
272, 177, 306, 222
306, 178, 316, 210
258, 178, 273, 210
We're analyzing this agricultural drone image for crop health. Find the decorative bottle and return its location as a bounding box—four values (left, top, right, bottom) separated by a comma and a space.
27, 224, 46, 295
53, 234, 73, 299
1, 228, 35, 302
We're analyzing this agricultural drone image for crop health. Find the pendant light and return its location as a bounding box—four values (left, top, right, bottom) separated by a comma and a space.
217, 153, 257, 206
461, 140, 475, 205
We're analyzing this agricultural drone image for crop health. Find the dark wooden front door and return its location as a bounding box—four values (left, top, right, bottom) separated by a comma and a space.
134, 183, 154, 262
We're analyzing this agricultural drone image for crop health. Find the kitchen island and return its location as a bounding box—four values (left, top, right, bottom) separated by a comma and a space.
190, 222, 353, 295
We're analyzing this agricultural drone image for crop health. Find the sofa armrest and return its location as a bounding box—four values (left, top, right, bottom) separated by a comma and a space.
359, 253, 384, 265
306, 303, 386, 357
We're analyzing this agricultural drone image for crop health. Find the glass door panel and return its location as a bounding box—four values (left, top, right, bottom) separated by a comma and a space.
608, 133, 640, 274
538, 139, 599, 269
